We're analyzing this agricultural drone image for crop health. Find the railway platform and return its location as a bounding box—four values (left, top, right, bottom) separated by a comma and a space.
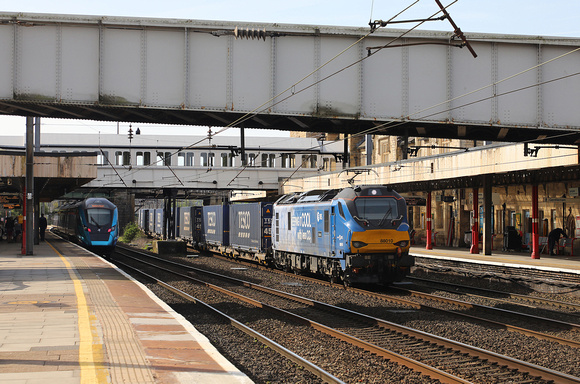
409, 245, 580, 293
0, 233, 252, 384
410, 245, 580, 273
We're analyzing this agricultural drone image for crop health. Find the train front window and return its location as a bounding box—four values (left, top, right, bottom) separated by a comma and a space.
354, 198, 399, 226
87, 209, 112, 227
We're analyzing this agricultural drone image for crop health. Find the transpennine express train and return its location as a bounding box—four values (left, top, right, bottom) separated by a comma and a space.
139, 185, 413, 285
54, 198, 119, 256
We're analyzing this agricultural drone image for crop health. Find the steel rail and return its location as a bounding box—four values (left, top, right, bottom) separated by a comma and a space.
388, 285, 580, 333
114, 247, 580, 384
407, 276, 580, 313
201, 248, 580, 347
113, 257, 346, 384
114, 248, 471, 384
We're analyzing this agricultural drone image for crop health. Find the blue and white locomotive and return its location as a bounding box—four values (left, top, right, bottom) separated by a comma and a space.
55, 197, 119, 256
272, 186, 412, 285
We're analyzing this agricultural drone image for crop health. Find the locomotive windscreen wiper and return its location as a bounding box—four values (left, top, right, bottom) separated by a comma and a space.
353, 215, 369, 225
378, 207, 393, 227
90, 216, 101, 228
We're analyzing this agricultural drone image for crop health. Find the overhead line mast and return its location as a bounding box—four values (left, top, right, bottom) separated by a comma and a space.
368, 0, 477, 58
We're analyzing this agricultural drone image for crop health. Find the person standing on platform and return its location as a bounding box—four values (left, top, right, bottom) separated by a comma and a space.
5, 217, 14, 242
39, 215, 48, 241
548, 228, 567, 256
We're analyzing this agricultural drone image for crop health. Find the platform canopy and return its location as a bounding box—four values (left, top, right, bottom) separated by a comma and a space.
0, 151, 97, 202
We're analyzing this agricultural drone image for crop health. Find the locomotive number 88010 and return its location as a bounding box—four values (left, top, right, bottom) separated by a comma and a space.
272, 185, 413, 285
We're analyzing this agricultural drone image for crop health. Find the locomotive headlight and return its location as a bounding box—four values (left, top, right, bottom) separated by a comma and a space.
352, 241, 368, 248
394, 240, 409, 247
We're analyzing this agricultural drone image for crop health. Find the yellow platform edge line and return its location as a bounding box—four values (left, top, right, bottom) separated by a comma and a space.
47, 241, 108, 384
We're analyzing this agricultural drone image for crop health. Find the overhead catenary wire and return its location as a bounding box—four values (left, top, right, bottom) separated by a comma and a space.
91, 0, 430, 187
91, 1, 578, 192
95, 58, 580, 193
224, 0, 455, 135
276, 67, 580, 187
208, 0, 423, 138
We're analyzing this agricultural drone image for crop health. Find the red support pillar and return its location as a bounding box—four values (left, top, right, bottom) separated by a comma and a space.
531, 185, 540, 259
470, 188, 479, 254
426, 191, 433, 250
21, 188, 26, 255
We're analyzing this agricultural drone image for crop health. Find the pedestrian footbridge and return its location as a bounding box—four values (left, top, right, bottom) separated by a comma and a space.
2, 133, 342, 196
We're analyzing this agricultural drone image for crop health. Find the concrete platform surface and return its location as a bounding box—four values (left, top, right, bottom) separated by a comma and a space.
410, 245, 580, 275
0, 234, 253, 384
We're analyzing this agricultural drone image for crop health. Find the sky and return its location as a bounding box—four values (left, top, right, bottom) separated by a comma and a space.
1, 0, 579, 137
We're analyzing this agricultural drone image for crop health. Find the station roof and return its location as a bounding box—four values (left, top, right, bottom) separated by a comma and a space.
0, 150, 97, 203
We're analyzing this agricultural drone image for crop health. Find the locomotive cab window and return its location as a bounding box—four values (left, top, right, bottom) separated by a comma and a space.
354, 197, 399, 227
337, 202, 346, 219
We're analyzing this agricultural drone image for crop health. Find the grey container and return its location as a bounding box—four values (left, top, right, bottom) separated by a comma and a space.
178, 207, 194, 240
154, 208, 164, 236
203, 205, 229, 246
148, 210, 155, 234
229, 202, 273, 252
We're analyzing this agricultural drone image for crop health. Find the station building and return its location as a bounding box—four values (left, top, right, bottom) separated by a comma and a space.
289, 132, 580, 254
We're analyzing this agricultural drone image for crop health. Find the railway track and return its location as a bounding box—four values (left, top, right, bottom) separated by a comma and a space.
114, 249, 449, 383
115, 258, 344, 384
192, 247, 580, 347
406, 276, 580, 319
112, 246, 580, 383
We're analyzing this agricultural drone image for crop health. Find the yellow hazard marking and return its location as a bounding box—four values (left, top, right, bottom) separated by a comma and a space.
6, 300, 51, 305
46, 241, 108, 384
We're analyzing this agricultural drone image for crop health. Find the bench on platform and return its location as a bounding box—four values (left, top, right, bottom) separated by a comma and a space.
528, 236, 548, 254
557, 237, 576, 256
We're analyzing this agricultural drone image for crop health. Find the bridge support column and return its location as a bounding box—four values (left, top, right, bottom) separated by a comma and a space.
111, 191, 134, 236
531, 184, 540, 259
25, 117, 34, 255
470, 188, 479, 254
401, 135, 408, 160
33, 117, 40, 245
483, 175, 492, 255
163, 189, 177, 240
426, 191, 433, 250
240, 126, 246, 166
343, 136, 349, 169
